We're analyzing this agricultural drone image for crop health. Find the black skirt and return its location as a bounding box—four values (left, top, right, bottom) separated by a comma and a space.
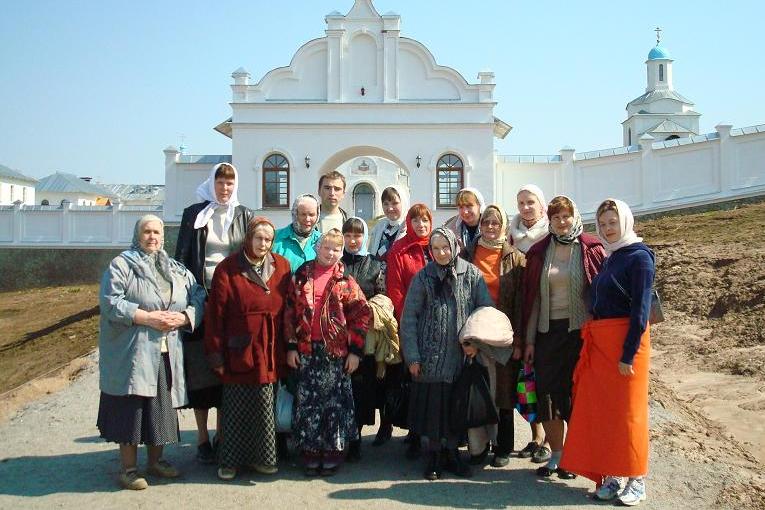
407, 381, 456, 444
218, 384, 277, 468
97, 353, 180, 446
533, 319, 582, 422
351, 355, 377, 427
180, 321, 222, 410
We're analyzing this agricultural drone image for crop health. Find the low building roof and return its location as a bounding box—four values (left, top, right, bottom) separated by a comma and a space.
0, 164, 38, 184
36, 172, 113, 196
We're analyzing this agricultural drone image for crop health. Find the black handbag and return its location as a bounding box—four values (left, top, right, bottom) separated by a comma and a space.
449, 358, 499, 433
384, 378, 411, 429
611, 275, 665, 324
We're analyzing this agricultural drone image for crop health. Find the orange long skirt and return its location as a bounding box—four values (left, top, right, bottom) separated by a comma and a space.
559, 317, 650, 484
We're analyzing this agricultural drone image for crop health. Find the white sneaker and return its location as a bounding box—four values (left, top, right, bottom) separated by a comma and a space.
593, 476, 623, 501
618, 477, 647, 506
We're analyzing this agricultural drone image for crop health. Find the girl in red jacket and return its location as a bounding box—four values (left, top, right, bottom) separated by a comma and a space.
284, 229, 371, 476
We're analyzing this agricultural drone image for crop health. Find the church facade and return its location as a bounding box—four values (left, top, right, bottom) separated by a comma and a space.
163, 0, 764, 226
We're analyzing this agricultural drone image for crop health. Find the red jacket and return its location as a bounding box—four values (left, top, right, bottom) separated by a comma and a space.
284, 261, 370, 358
521, 233, 606, 339
204, 251, 292, 385
385, 239, 429, 321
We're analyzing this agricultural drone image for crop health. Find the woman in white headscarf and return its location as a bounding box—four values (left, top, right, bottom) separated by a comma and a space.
368, 185, 409, 266
175, 162, 253, 463
507, 184, 550, 461
561, 199, 655, 506
444, 187, 486, 255
98, 215, 205, 490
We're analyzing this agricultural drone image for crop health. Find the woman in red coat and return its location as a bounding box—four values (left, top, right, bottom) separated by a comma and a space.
385, 204, 434, 321
204, 217, 292, 481
385, 203, 433, 458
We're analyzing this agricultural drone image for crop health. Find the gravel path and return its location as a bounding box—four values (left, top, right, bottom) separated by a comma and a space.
0, 353, 753, 509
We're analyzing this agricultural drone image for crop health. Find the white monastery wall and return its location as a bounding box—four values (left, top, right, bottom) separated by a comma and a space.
496, 124, 765, 221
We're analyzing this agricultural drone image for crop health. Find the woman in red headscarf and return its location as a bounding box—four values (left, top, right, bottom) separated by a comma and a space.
386, 204, 434, 321
385, 203, 433, 458
204, 217, 292, 481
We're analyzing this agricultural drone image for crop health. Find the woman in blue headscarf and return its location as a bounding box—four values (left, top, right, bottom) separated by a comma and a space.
341, 217, 386, 460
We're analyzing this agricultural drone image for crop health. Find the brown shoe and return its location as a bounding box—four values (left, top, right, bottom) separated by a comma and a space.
119, 468, 148, 490
250, 464, 278, 475
147, 459, 180, 479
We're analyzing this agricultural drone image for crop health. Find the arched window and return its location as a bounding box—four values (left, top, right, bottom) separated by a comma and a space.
666, 135, 680, 141
262, 154, 290, 208
436, 154, 464, 208
659, 64, 664, 82
41, 199, 49, 206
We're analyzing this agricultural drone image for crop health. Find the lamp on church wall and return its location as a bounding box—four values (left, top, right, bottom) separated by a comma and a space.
416, 155, 422, 168
305, 155, 311, 168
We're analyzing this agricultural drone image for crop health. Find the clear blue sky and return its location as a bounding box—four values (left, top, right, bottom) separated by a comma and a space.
1, 0, 762, 184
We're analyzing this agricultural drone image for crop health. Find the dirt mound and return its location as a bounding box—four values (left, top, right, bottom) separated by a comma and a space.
639, 201, 765, 379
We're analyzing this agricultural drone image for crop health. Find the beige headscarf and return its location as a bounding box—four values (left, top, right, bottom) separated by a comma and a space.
477, 204, 508, 250
596, 198, 643, 255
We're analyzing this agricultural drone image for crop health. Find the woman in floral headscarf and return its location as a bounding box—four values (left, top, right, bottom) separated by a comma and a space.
522, 196, 605, 480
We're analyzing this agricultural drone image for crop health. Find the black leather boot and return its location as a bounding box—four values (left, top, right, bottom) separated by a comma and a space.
423, 451, 441, 480
443, 449, 472, 478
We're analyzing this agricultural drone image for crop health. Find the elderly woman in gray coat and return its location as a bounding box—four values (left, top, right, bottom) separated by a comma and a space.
401, 227, 494, 481
97, 214, 205, 490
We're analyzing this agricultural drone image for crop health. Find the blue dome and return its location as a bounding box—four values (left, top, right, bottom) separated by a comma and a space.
648, 45, 671, 60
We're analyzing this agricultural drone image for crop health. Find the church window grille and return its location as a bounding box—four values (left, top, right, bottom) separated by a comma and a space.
262, 154, 290, 208
436, 154, 464, 208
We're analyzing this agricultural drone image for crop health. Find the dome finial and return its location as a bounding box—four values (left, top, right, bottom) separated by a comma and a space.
655, 26, 662, 45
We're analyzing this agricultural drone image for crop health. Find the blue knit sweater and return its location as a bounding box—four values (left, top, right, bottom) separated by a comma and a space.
590, 242, 656, 364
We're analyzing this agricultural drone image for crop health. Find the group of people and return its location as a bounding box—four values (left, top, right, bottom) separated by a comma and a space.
97, 162, 655, 507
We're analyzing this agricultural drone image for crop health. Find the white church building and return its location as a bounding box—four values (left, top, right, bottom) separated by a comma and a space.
154, 0, 763, 226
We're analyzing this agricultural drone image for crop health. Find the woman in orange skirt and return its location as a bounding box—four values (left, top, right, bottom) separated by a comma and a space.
560, 199, 655, 506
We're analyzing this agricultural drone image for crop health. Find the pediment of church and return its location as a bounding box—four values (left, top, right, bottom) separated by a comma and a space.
232, 0, 492, 105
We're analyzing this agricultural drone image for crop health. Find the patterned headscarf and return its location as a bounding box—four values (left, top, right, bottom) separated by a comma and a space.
429, 226, 460, 295
193, 162, 240, 232
548, 195, 584, 245
596, 198, 643, 255
477, 204, 508, 250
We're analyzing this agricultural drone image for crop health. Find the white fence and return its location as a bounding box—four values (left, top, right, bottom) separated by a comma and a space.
495, 123, 765, 221
0, 203, 162, 248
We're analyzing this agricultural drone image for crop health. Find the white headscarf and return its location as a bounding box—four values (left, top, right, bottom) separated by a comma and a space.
509, 184, 548, 252
193, 163, 240, 232
368, 184, 409, 258
596, 198, 643, 255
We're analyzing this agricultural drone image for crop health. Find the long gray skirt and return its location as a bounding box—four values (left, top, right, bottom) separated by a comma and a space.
218, 383, 277, 468
96, 353, 179, 446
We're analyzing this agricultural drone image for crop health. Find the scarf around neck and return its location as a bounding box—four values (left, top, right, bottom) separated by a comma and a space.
509, 213, 548, 253
549, 195, 584, 245
193, 163, 240, 233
